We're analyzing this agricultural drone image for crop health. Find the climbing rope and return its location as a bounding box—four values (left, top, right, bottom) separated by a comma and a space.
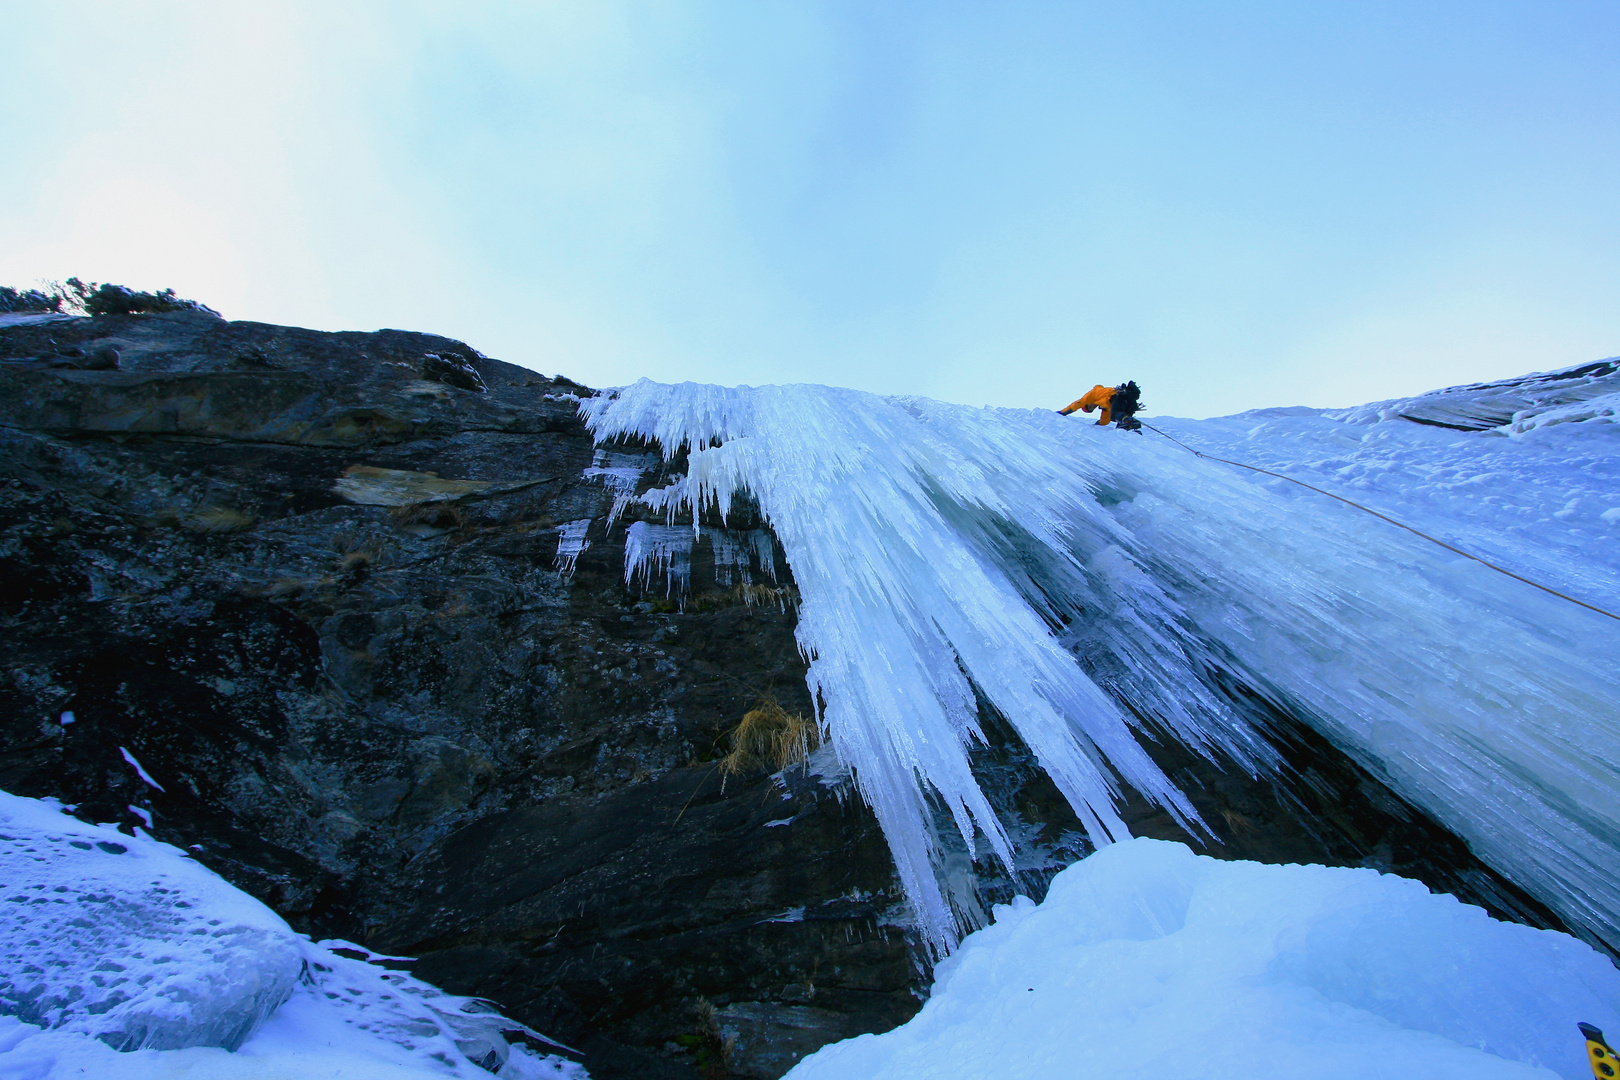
1137, 421, 1620, 624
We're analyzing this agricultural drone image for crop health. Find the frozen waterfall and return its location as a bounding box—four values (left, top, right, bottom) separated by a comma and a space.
583, 363, 1620, 955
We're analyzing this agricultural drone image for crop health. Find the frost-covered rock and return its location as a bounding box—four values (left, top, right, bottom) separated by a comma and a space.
788, 839, 1620, 1080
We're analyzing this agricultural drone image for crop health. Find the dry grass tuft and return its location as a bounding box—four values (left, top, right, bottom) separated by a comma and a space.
731, 583, 797, 610
183, 506, 257, 534
330, 534, 385, 574
388, 500, 468, 531
683, 998, 735, 1080
265, 577, 309, 598
719, 697, 820, 778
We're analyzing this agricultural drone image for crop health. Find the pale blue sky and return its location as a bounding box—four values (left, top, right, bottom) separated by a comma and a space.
2, 1, 1615, 417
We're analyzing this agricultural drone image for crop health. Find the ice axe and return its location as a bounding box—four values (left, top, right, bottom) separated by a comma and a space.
1582, 1023, 1618, 1078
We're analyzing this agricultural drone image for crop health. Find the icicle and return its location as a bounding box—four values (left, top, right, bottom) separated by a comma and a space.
623, 521, 694, 595
553, 519, 591, 574
710, 529, 779, 586
583, 448, 650, 525
584, 382, 1211, 952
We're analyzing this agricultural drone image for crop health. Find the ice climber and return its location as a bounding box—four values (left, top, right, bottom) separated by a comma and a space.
1060, 381, 1142, 430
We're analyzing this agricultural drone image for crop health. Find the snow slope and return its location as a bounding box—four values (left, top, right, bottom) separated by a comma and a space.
786, 838, 1620, 1080
584, 359, 1620, 954
0, 790, 582, 1080
1156, 358, 1620, 607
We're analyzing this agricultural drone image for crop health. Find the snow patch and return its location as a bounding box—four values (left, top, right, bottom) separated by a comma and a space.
118, 747, 164, 792
0, 789, 584, 1079
0, 791, 300, 1053
0, 312, 74, 328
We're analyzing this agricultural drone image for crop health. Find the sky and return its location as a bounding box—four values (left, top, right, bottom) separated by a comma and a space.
1, 1, 1616, 419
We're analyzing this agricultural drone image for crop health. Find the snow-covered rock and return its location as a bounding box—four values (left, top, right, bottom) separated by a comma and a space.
0, 790, 583, 1079
0, 790, 303, 1052
1329, 357, 1619, 432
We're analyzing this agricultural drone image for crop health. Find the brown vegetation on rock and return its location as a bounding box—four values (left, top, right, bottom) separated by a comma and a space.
720, 698, 821, 779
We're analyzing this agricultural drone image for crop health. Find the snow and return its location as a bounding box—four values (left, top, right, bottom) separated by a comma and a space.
1328, 358, 1618, 433
1154, 359, 1620, 610
0, 790, 584, 1080
584, 360, 1620, 954
786, 838, 1620, 1080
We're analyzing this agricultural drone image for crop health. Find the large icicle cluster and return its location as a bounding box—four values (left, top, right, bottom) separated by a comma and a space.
586, 383, 1263, 951
584, 371, 1620, 955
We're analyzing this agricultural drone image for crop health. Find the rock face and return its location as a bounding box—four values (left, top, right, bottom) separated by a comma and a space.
0, 308, 1569, 1078
0, 309, 920, 1078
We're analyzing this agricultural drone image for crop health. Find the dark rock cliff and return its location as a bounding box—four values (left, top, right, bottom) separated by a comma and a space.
0, 307, 1567, 1078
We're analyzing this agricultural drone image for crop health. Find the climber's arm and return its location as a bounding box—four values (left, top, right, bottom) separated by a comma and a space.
1061, 386, 1114, 417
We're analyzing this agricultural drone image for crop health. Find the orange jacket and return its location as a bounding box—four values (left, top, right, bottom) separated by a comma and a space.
1060, 385, 1115, 425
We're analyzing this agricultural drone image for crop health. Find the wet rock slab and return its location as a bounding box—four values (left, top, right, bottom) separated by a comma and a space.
377, 760, 920, 1078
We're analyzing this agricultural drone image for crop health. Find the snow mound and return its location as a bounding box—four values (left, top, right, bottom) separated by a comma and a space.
0, 790, 583, 1079
787, 839, 1620, 1080
0, 312, 74, 328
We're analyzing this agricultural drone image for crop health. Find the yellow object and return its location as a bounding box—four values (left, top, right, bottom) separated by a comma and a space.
1060, 385, 1116, 426
1582, 1023, 1617, 1079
